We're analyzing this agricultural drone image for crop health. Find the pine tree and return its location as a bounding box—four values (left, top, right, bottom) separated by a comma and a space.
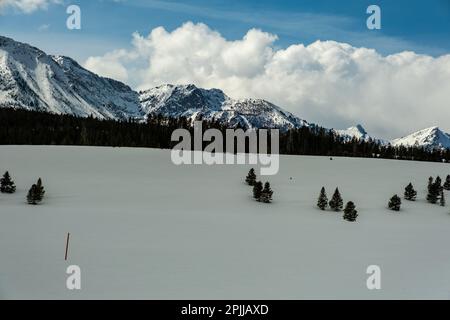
343, 201, 358, 222
245, 168, 257, 186
260, 182, 273, 203
427, 179, 440, 204
35, 178, 45, 201
435, 176, 442, 192
440, 190, 446, 207
444, 175, 450, 191
317, 187, 328, 210
388, 194, 401, 211
404, 183, 417, 201
27, 184, 38, 205
428, 176, 434, 189
253, 181, 263, 201
329, 188, 343, 212
0, 171, 16, 193
27, 178, 45, 205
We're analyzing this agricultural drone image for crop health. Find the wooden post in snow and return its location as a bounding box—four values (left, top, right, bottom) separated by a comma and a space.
65, 233, 70, 261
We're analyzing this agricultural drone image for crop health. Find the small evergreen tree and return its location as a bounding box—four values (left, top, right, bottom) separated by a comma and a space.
343, 201, 358, 222
440, 190, 446, 207
388, 194, 401, 211
427, 179, 440, 204
27, 184, 38, 205
317, 187, 328, 210
428, 176, 434, 190
260, 182, 273, 203
27, 178, 45, 205
435, 176, 442, 192
404, 183, 417, 201
253, 181, 263, 201
329, 188, 343, 212
245, 168, 257, 186
444, 175, 450, 191
434, 176, 442, 188
0, 171, 16, 193
35, 178, 45, 201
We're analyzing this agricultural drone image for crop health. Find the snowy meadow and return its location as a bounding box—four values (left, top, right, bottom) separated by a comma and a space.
0, 145, 449, 299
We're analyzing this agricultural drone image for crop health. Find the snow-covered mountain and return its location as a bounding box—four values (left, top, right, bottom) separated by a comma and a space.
0, 36, 308, 131
335, 124, 388, 145
336, 124, 371, 141
139, 84, 308, 130
335, 125, 450, 150
391, 126, 450, 150
0, 35, 144, 120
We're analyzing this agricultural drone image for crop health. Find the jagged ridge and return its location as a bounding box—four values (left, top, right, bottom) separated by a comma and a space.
139, 84, 309, 130
0, 35, 144, 120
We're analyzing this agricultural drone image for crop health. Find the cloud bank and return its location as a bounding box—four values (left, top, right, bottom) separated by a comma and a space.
84, 22, 450, 139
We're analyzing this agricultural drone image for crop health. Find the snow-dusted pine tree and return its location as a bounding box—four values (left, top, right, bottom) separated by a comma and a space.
404, 183, 417, 201
35, 178, 45, 202
253, 181, 263, 201
435, 176, 442, 192
427, 180, 440, 204
444, 175, 450, 191
317, 187, 328, 210
428, 176, 434, 191
388, 194, 401, 211
329, 188, 343, 212
245, 168, 257, 186
27, 184, 38, 205
0, 171, 16, 193
27, 178, 45, 205
343, 201, 358, 222
260, 182, 273, 203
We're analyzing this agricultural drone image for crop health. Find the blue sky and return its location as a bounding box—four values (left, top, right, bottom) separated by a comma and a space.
1, 0, 449, 62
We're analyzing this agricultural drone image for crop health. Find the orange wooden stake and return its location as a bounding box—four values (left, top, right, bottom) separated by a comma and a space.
65, 233, 70, 261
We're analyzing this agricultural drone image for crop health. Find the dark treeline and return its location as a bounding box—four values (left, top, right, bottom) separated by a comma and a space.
1, 108, 449, 163
279, 126, 450, 162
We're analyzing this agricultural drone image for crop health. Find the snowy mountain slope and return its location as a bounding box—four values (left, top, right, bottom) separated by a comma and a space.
0, 35, 308, 130
0, 36, 144, 120
336, 124, 371, 141
335, 124, 388, 145
391, 126, 450, 150
140, 84, 309, 130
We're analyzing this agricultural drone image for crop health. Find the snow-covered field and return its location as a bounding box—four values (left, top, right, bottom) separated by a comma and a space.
0, 145, 450, 299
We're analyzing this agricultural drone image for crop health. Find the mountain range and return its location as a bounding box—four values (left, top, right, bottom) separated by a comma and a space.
1, 35, 449, 150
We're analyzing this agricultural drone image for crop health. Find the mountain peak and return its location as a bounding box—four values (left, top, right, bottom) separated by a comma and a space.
140, 83, 308, 130
391, 126, 450, 150
354, 124, 367, 135
0, 35, 143, 119
336, 124, 369, 141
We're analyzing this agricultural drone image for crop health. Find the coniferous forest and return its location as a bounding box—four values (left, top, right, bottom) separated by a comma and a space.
1, 107, 449, 163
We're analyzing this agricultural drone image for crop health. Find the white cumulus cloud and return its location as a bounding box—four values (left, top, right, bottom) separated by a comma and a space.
83, 22, 450, 139
0, 0, 61, 13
